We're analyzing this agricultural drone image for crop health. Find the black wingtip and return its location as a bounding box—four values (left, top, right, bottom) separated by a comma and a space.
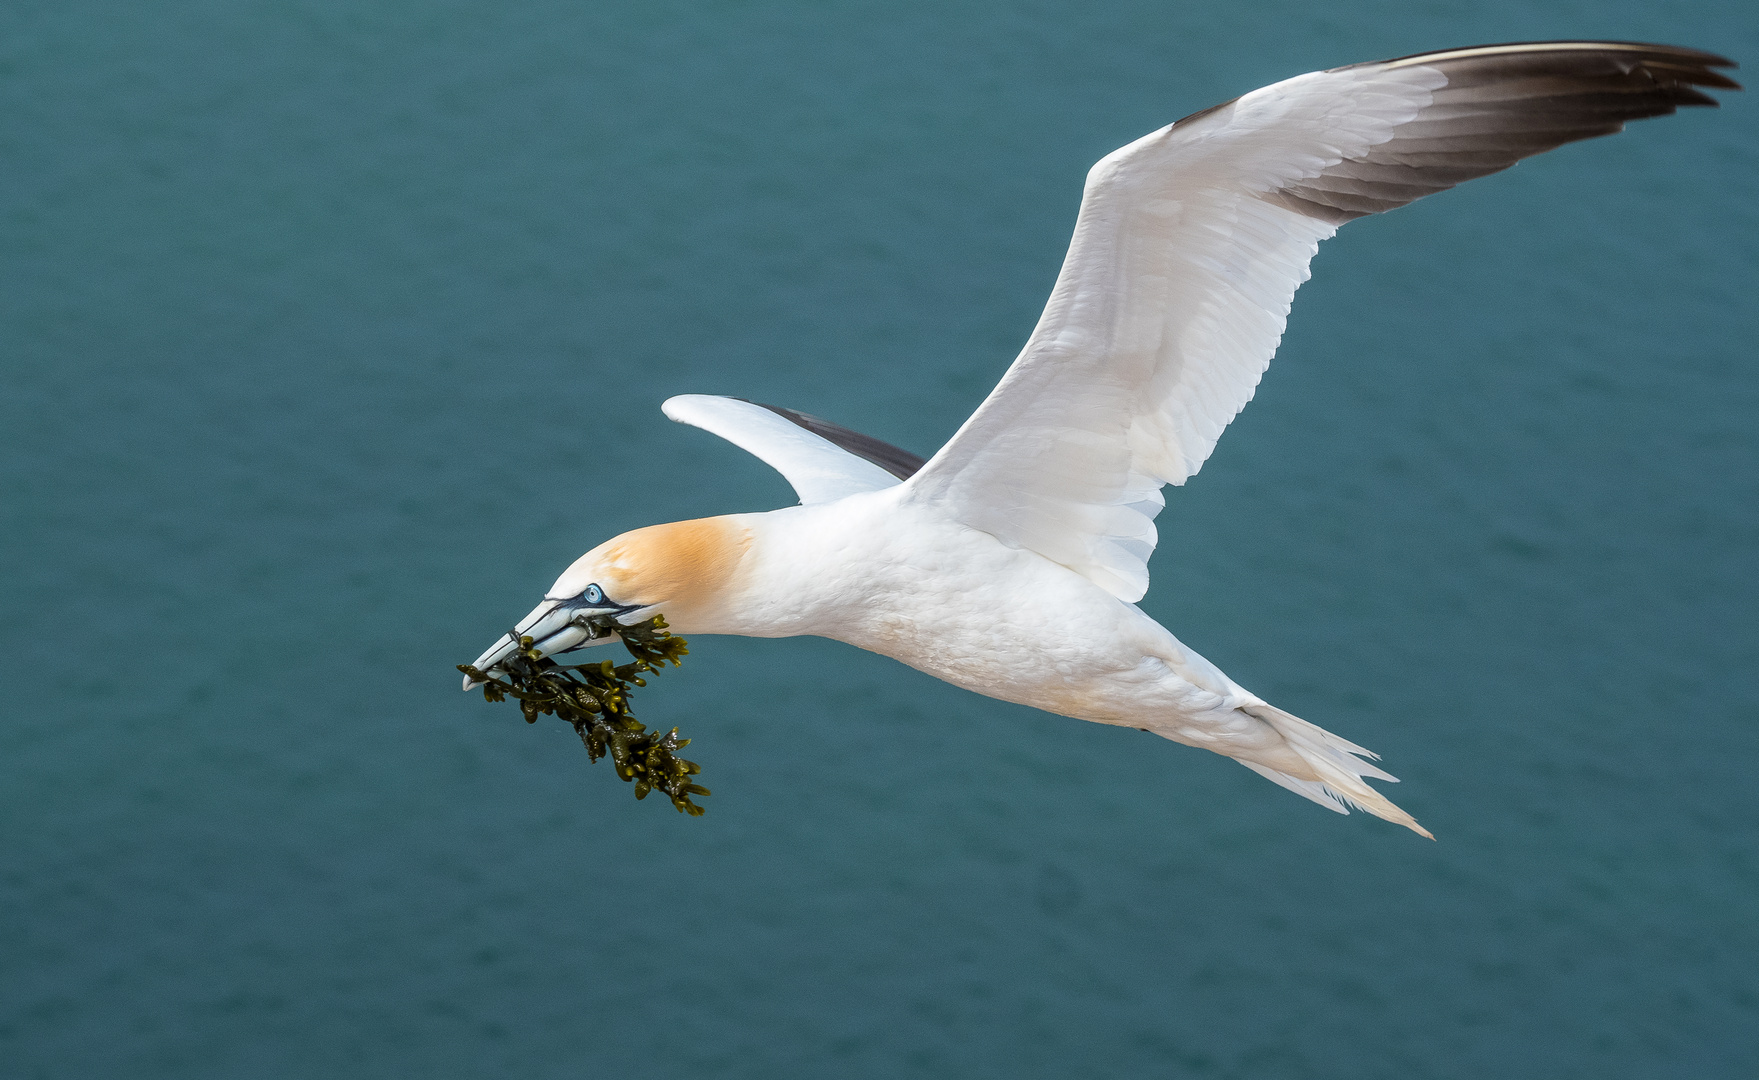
1375, 40, 1738, 71
1366, 42, 1739, 101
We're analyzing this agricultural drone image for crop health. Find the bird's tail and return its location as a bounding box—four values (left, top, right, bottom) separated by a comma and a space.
1235, 704, 1433, 839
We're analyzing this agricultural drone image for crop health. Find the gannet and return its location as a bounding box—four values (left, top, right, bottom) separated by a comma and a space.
467, 42, 1737, 837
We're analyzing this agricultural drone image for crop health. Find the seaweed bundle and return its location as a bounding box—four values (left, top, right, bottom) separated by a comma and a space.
457, 616, 709, 815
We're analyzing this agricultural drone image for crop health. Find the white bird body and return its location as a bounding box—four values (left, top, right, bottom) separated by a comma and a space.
700, 491, 1214, 715
700, 492, 1407, 827
468, 42, 1737, 837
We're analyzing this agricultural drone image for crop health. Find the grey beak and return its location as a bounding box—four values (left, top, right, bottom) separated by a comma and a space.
461, 597, 624, 690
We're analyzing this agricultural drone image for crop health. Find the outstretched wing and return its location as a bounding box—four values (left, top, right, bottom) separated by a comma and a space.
902, 41, 1737, 601
663, 394, 925, 504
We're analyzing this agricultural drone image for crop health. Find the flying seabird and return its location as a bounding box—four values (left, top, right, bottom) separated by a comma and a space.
467, 42, 1738, 837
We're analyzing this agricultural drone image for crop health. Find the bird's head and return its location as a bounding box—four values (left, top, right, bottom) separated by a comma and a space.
462, 515, 752, 689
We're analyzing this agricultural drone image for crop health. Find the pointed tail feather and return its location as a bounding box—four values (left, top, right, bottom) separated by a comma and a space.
1238, 704, 1433, 839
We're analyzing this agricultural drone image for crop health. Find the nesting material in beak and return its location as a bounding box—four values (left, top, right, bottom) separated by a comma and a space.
457, 614, 709, 815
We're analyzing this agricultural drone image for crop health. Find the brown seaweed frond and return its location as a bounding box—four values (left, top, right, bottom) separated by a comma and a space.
457, 615, 708, 815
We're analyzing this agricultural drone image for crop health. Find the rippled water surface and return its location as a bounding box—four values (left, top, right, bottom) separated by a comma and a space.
4, 3, 1757, 1077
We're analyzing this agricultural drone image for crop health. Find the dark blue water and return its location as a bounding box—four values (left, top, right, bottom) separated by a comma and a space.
4, 3, 1756, 1077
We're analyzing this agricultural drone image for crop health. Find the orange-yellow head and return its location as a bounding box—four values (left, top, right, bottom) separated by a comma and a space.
464, 515, 752, 687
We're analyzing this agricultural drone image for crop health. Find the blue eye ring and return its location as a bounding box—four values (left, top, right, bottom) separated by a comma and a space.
583, 584, 605, 605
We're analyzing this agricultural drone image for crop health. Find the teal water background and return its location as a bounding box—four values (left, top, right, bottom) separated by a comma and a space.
4, 3, 1757, 1077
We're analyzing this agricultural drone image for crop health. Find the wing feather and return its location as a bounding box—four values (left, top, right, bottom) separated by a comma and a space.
663, 394, 923, 505
903, 41, 1735, 601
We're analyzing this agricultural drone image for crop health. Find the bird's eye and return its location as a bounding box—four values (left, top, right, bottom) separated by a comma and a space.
583, 584, 605, 605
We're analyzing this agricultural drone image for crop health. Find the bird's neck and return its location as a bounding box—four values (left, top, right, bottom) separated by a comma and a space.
662, 492, 903, 640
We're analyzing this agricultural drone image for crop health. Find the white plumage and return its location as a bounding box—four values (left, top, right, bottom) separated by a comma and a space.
469, 42, 1737, 837
908, 64, 1439, 601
